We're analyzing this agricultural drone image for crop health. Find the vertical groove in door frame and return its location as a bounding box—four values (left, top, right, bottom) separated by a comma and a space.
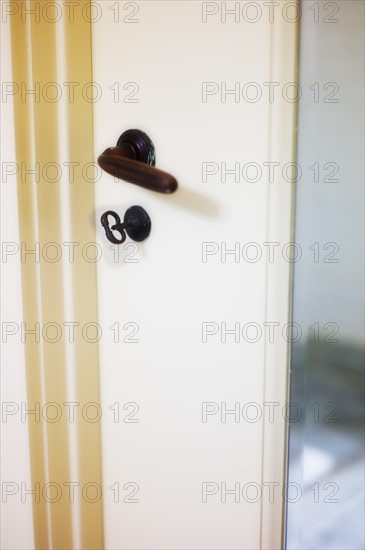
10, 1, 104, 548
9, 3, 50, 547
260, 2, 299, 549
64, 1, 104, 548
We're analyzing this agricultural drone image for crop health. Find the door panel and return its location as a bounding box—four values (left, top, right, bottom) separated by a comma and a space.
92, 2, 296, 548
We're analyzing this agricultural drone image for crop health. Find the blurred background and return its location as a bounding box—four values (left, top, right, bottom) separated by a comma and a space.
286, 1, 364, 548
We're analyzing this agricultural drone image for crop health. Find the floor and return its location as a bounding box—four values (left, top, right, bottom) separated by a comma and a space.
286, 341, 365, 550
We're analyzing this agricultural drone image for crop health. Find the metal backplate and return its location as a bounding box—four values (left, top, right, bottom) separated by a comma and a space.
124, 205, 151, 242
117, 129, 156, 166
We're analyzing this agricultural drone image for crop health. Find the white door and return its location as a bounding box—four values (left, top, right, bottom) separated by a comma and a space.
92, 2, 297, 549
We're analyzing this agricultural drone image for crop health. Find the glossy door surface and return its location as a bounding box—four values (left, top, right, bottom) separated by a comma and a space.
92, 2, 296, 548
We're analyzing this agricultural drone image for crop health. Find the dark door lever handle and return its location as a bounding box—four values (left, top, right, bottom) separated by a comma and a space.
97, 129, 178, 194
